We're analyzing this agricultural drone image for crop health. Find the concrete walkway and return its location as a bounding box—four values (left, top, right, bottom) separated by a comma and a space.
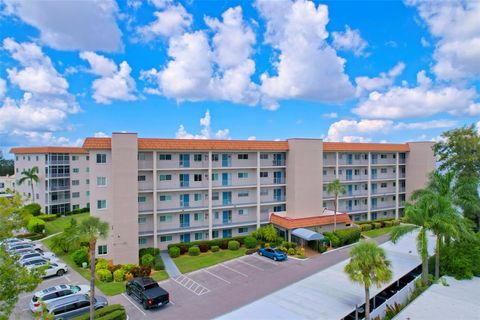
34, 231, 62, 243
160, 250, 181, 278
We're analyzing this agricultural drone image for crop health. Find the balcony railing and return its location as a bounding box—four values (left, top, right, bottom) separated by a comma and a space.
180, 181, 190, 188
272, 160, 285, 166
48, 173, 70, 178
47, 160, 69, 165
273, 178, 285, 184
49, 185, 70, 192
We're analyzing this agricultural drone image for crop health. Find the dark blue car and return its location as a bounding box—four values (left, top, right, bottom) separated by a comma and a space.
257, 247, 287, 261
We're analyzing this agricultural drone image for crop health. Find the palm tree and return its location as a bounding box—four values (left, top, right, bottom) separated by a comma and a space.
326, 179, 346, 231
78, 217, 109, 320
344, 241, 392, 320
18, 167, 39, 202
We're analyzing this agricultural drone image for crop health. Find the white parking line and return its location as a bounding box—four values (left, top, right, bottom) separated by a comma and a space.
237, 258, 264, 271
121, 293, 146, 316
64, 275, 71, 282
220, 263, 248, 277
204, 269, 231, 284
250, 254, 278, 265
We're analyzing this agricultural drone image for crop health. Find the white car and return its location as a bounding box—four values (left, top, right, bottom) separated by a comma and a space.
18, 251, 57, 263
6, 242, 41, 252
26, 261, 68, 278
0, 237, 31, 246
29, 284, 90, 313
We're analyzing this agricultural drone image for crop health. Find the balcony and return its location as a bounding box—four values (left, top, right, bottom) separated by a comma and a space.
180, 181, 190, 188
273, 178, 285, 184
48, 172, 70, 178
272, 160, 285, 166
48, 185, 70, 192
179, 161, 190, 168
47, 160, 69, 165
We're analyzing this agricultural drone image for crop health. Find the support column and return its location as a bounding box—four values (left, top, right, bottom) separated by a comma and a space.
367, 152, 372, 221
335, 152, 339, 211
256, 152, 261, 229
395, 152, 399, 220
153, 151, 158, 250
208, 151, 213, 240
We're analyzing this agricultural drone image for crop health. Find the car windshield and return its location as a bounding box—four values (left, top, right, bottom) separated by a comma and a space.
274, 249, 284, 254
71, 286, 80, 293
144, 283, 159, 290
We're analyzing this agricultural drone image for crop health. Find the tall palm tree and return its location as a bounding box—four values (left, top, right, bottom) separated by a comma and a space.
18, 167, 39, 202
326, 179, 346, 231
78, 217, 109, 320
344, 241, 392, 320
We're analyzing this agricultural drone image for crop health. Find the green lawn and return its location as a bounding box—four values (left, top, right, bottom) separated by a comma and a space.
44, 213, 90, 235
173, 248, 247, 274
362, 226, 395, 238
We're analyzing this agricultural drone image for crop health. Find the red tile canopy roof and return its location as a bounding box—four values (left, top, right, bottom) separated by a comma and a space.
270, 212, 353, 229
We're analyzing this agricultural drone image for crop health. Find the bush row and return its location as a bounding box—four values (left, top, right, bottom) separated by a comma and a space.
169, 239, 244, 258
72, 304, 126, 320
55, 207, 89, 217
21, 203, 41, 216
17, 232, 44, 240
27, 217, 45, 233
36, 214, 57, 221
359, 219, 400, 231
167, 236, 248, 251
323, 227, 361, 248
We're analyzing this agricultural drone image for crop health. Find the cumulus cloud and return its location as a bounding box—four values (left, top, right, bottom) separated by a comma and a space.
322, 112, 338, 119
94, 131, 109, 137
332, 25, 368, 57
2, 0, 122, 52
256, 0, 355, 108
137, 3, 192, 40
355, 62, 405, 96
407, 0, 480, 80
0, 78, 6, 100
80, 51, 138, 104
175, 110, 230, 140
247, 136, 257, 140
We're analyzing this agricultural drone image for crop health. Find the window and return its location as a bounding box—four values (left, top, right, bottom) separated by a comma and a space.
381, 154, 387, 159
194, 193, 202, 201
381, 168, 387, 174
194, 213, 204, 221
260, 153, 268, 160
212, 154, 219, 161
381, 183, 387, 188
212, 230, 219, 239
138, 216, 147, 224
86, 156, 89, 160
138, 196, 146, 203
72, 155, 79, 161
96, 154, 106, 163
195, 232, 203, 240
214, 212, 219, 219
86, 179, 89, 185
160, 235, 173, 242
159, 215, 172, 222
72, 204, 80, 210
86, 167, 90, 173
212, 192, 219, 201
72, 180, 80, 186
98, 245, 107, 255
354, 154, 360, 160
238, 154, 248, 160
159, 195, 172, 201
260, 171, 268, 178
211, 173, 218, 181
238, 227, 249, 233
194, 174, 202, 182
72, 192, 80, 198
97, 177, 107, 186
73, 168, 79, 173
194, 154, 202, 162
159, 174, 171, 181
323, 170, 327, 175
354, 169, 360, 175
159, 154, 172, 160
138, 153, 146, 160
238, 172, 248, 178
97, 200, 107, 209
86, 191, 90, 197
138, 238, 147, 245
28, 156, 31, 161
238, 191, 249, 197
260, 189, 268, 196
138, 175, 146, 182
238, 209, 248, 216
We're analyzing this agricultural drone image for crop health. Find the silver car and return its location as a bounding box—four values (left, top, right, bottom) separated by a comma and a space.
18, 251, 57, 263
45, 294, 108, 319
30, 284, 90, 313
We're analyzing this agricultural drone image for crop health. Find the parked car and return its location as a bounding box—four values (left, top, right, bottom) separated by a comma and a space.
0, 237, 31, 246
257, 247, 288, 261
6, 242, 41, 252
18, 251, 57, 263
26, 261, 68, 278
126, 277, 169, 309
44, 294, 108, 319
21, 257, 49, 267
29, 284, 90, 313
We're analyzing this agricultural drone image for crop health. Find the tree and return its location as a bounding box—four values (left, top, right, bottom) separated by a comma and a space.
0, 192, 29, 239
0, 152, 14, 176
326, 179, 346, 231
50, 218, 81, 254
78, 217, 109, 320
18, 166, 39, 202
344, 241, 392, 320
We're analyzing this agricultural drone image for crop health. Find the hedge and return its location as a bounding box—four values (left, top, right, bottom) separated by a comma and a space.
36, 214, 57, 221
228, 240, 240, 251
113, 269, 125, 282
72, 304, 126, 320
360, 224, 372, 231
188, 246, 200, 256
140, 254, 154, 267
22, 203, 42, 216
211, 245, 219, 252
97, 269, 113, 282
169, 246, 180, 258
139, 247, 160, 259
55, 207, 89, 217
373, 222, 382, 229
245, 248, 257, 255
244, 236, 257, 249
17, 232, 44, 240
95, 258, 109, 271
72, 247, 89, 267
154, 255, 165, 270
27, 217, 45, 233
324, 227, 361, 248
356, 218, 397, 226
167, 236, 247, 251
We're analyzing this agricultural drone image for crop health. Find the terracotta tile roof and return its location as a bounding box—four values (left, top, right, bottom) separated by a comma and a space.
10, 147, 88, 154
270, 212, 353, 229
323, 142, 409, 152
83, 137, 289, 151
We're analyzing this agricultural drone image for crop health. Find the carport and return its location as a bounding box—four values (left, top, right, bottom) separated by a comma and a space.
291, 228, 324, 248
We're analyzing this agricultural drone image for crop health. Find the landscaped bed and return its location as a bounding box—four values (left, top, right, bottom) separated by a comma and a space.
173, 247, 247, 273
44, 212, 90, 235
362, 226, 396, 238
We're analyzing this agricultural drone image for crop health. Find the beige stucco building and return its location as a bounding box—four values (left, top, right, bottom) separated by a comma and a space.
11, 134, 435, 264
0, 174, 16, 194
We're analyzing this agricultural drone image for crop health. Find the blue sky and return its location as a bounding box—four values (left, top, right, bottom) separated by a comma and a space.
0, 0, 479, 157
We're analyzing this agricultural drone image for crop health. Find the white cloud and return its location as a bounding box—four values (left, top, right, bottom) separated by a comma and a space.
2, 0, 122, 52
137, 4, 192, 40
322, 112, 338, 119
80, 52, 138, 104
332, 25, 368, 57
247, 136, 257, 140
355, 62, 405, 96
3, 38, 68, 95
407, 0, 480, 80
393, 119, 458, 130
420, 37, 430, 47
175, 110, 230, 140
257, 0, 355, 108
0, 78, 6, 100
94, 131, 109, 137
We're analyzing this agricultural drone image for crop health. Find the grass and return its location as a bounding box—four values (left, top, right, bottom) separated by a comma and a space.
173, 248, 247, 273
362, 226, 396, 238
44, 213, 90, 235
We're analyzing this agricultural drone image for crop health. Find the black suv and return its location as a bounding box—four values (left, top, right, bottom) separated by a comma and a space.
126, 277, 169, 310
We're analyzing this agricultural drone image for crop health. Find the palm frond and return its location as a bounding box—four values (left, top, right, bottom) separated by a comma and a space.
390, 224, 417, 243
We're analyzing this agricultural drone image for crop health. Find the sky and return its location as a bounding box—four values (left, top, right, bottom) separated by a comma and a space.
0, 0, 479, 158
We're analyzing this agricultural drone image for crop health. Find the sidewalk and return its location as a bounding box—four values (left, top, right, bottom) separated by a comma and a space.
160, 250, 181, 278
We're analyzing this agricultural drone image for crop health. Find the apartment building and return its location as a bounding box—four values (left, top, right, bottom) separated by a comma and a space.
10, 147, 90, 214
0, 174, 15, 194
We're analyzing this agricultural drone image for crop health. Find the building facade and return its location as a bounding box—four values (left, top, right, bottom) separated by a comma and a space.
0, 174, 15, 194
11, 134, 435, 264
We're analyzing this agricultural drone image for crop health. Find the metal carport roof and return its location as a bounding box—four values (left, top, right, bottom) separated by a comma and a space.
291, 228, 325, 241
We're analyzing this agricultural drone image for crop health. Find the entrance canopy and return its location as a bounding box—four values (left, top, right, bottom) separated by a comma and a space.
291, 228, 324, 241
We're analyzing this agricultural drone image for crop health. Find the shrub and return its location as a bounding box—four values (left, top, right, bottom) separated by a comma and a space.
219, 240, 229, 250
95, 258, 109, 271
323, 232, 341, 248
373, 222, 382, 229
139, 248, 160, 259
141, 254, 154, 267
384, 220, 393, 227
97, 269, 113, 282
122, 264, 137, 273
188, 246, 200, 256
298, 248, 305, 257
178, 244, 189, 255
245, 249, 257, 255
244, 236, 257, 249
228, 240, 240, 251
360, 224, 372, 231
22, 203, 42, 216
392, 219, 400, 226
287, 248, 296, 255
27, 217, 45, 233
280, 246, 287, 252
113, 269, 125, 282
97, 310, 127, 320
154, 255, 164, 270
72, 248, 89, 267
131, 266, 151, 277
199, 244, 209, 252
211, 245, 219, 252
108, 264, 122, 273
72, 304, 126, 320
80, 241, 90, 248
335, 227, 361, 246
440, 238, 480, 279
169, 246, 180, 258
124, 272, 134, 281
36, 214, 56, 221
264, 243, 270, 248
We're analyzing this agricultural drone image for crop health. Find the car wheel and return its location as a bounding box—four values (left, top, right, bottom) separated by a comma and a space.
126, 288, 132, 296
273, 256, 277, 261
259, 252, 263, 256
56, 269, 65, 276
143, 299, 149, 310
